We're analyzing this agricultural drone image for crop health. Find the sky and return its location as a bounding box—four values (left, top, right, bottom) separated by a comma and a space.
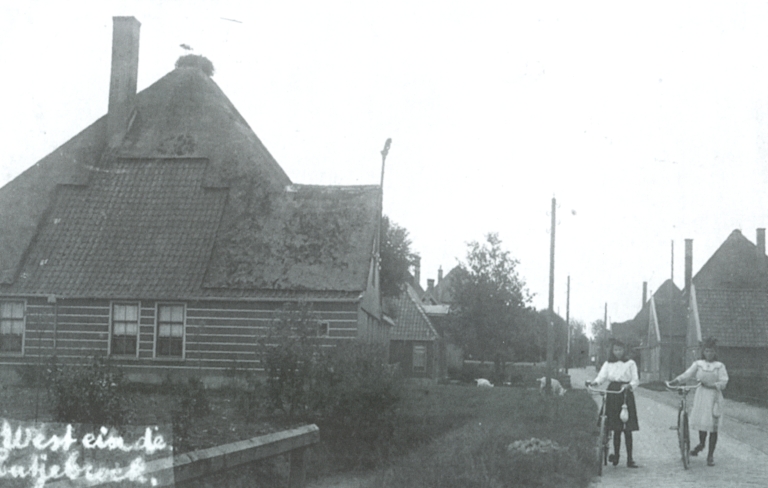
3, 1, 768, 327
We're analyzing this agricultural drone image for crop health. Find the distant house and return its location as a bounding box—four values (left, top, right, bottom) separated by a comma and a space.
637, 280, 687, 382
0, 17, 387, 383
684, 230, 768, 380
387, 283, 445, 380
416, 265, 463, 372
421, 266, 459, 306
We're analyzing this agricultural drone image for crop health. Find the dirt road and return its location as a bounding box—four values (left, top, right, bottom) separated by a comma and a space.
571, 367, 768, 487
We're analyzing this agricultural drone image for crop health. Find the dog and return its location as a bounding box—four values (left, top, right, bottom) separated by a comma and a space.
475, 378, 494, 388
537, 377, 567, 396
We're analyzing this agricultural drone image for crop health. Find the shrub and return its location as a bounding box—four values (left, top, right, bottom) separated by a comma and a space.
171, 377, 211, 453
15, 355, 59, 387
258, 302, 323, 420
47, 356, 130, 427
312, 343, 403, 469
259, 303, 404, 468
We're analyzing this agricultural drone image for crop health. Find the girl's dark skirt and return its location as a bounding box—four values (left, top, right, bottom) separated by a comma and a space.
603, 381, 639, 431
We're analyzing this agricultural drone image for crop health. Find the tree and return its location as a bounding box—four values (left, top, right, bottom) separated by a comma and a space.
448, 233, 533, 381
380, 215, 418, 298
591, 319, 611, 368
568, 319, 590, 368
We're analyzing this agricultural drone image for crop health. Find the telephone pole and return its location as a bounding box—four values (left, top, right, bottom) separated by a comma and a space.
546, 197, 556, 392
565, 275, 571, 373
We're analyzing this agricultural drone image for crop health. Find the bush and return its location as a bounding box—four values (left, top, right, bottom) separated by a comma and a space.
312, 343, 403, 469
171, 377, 211, 453
15, 355, 59, 387
47, 356, 130, 427
259, 303, 404, 469
258, 303, 322, 420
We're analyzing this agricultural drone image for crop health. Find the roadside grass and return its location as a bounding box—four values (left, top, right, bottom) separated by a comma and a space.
311, 384, 597, 488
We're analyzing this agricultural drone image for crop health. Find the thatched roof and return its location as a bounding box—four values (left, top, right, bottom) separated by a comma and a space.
0, 67, 377, 298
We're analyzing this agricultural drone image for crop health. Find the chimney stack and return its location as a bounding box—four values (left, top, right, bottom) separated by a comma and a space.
757, 228, 766, 256
438, 266, 443, 284
108, 17, 141, 145
427, 279, 435, 294
413, 256, 421, 288
642, 282, 647, 307
684, 239, 693, 297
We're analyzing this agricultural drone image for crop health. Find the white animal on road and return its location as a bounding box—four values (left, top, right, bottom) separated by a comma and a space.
475, 378, 493, 387
537, 377, 567, 396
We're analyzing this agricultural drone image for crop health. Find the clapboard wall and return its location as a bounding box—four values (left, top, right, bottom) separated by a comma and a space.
1, 297, 362, 381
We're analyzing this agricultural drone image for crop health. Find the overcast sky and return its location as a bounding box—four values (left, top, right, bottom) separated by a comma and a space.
3, 1, 768, 327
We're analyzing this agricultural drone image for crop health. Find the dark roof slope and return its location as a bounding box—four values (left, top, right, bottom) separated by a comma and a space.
0, 67, 378, 297
651, 279, 687, 338
693, 230, 768, 290
5, 159, 226, 298
695, 288, 768, 347
624, 279, 686, 345
387, 283, 439, 341
0, 118, 106, 283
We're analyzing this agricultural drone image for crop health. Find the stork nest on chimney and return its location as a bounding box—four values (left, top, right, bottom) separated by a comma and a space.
175, 54, 215, 77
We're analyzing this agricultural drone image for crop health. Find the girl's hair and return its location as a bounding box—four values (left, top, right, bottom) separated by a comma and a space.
700, 337, 718, 361
607, 340, 628, 363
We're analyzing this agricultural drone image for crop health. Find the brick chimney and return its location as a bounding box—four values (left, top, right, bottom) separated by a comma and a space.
642, 281, 647, 307
684, 239, 693, 298
438, 266, 443, 284
427, 279, 435, 295
413, 255, 421, 288
107, 17, 141, 145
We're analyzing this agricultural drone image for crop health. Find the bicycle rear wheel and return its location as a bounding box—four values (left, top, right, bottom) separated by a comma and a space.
682, 412, 690, 469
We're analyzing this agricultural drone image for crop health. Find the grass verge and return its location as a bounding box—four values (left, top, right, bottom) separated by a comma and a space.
311, 384, 597, 488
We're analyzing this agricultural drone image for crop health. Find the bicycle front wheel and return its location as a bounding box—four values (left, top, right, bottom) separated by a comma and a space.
678, 409, 690, 469
597, 415, 606, 476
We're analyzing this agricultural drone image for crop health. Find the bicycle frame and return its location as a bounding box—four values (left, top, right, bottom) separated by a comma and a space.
587, 384, 628, 475
665, 381, 700, 470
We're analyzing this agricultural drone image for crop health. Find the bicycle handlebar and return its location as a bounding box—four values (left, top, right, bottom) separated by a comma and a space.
585, 383, 630, 394
664, 381, 701, 392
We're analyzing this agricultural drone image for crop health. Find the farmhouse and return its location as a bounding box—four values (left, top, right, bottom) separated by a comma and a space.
0, 17, 387, 382
684, 230, 768, 380
386, 282, 445, 380
637, 279, 687, 382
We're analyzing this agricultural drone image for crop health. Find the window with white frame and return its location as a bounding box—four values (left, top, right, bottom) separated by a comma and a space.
111, 303, 139, 356
413, 345, 427, 373
157, 304, 184, 358
0, 301, 25, 353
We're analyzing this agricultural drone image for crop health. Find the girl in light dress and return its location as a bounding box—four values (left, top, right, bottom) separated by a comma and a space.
670, 337, 728, 467
588, 339, 640, 468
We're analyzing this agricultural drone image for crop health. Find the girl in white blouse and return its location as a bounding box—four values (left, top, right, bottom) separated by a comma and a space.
670, 337, 728, 467
588, 339, 640, 468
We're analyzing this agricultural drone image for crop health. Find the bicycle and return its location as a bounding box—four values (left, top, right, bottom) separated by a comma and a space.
665, 381, 700, 469
586, 382, 629, 476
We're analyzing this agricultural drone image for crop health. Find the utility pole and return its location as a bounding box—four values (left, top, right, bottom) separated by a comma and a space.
546, 197, 556, 393
565, 275, 570, 373
376, 138, 392, 263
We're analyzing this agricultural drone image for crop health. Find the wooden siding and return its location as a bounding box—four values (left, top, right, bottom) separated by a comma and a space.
1, 297, 361, 376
